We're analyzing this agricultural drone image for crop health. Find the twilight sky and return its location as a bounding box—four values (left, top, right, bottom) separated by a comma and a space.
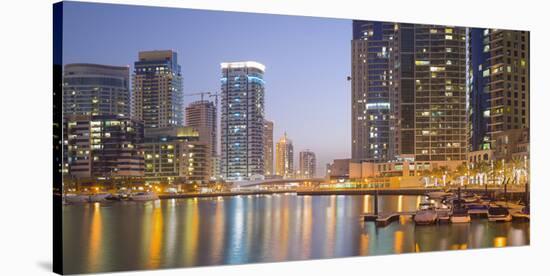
63, 2, 352, 177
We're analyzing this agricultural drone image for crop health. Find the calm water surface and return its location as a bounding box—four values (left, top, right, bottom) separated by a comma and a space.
63, 194, 530, 274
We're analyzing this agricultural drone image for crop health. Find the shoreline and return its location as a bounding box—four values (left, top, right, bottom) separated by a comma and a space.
56, 187, 527, 201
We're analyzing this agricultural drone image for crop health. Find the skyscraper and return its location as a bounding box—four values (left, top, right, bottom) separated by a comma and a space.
351, 21, 397, 162
132, 50, 183, 129
63, 63, 130, 117
276, 133, 294, 178
220, 61, 266, 180
467, 28, 492, 151
299, 150, 316, 178
484, 29, 529, 147
352, 21, 468, 162
263, 120, 274, 176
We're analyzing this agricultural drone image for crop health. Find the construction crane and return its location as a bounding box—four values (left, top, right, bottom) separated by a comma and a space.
183, 92, 221, 107
182, 92, 210, 102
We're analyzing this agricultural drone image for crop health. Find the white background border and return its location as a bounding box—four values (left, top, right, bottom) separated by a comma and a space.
0, 0, 547, 275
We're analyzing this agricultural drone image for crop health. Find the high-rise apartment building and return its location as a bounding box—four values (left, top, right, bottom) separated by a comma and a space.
263, 120, 274, 176
299, 150, 316, 178
484, 29, 529, 147
352, 21, 468, 162
275, 133, 294, 178
63, 63, 130, 117
132, 50, 183, 129
220, 61, 266, 180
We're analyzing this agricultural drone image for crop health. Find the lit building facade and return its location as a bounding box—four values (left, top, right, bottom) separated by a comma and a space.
142, 127, 210, 184
467, 28, 491, 151
185, 100, 217, 178
485, 30, 529, 147
132, 50, 183, 129
351, 21, 397, 162
63, 63, 130, 117
64, 115, 144, 179
352, 21, 467, 162
275, 133, 294, 178
299, 150, 316, 178
220, 61, 266, 180
263, 120, 274, 176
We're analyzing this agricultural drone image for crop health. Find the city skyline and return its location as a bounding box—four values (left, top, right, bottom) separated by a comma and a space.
54, 2, 530, 274
62, 2, 351, 176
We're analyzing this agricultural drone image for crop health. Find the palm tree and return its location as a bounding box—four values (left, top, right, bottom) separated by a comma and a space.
454, 163, 469, 187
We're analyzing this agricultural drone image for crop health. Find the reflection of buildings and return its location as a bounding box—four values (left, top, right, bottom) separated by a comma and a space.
64, 115, 144, 179
185, 100, 217, 178
63, 63, 130, 117
276, 133, 294, 178
352, 21, 467, 162
143, 127, 210, 185
263, 120, 274, 176
220, 61, 266, 180
299, 150, 316, 178
132, 50, 183, 129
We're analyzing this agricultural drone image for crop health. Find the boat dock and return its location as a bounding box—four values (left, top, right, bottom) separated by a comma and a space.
362, 200, 528, 227
362, 211, 416, 227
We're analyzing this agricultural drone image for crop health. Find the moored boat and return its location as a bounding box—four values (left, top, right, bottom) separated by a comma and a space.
64, 194, 90, 203
451, 208, 471, 223
435, 207, 451, 223
89, 193, 110, 202
488, 205, 512, 222
129, 191, 159, 201
426, 191, 453, 200
414, 203, 438, 225
466, 202, 489, 217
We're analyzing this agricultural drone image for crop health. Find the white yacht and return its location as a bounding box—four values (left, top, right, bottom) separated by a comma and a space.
64, 194, 90, 203
88, 193, 110, 202
414, 203, 438, 225
129, 191, 159, 201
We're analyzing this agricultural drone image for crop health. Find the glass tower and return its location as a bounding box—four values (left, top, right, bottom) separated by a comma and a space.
220, 61, 266, 180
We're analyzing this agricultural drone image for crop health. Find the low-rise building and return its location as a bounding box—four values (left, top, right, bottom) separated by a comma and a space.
64, 115, 144, 181
326, 159, 350, 180
467, 149, 495, 165
493, 128, 529, 161
349, 158, 465, 188
143, 127, 211, 186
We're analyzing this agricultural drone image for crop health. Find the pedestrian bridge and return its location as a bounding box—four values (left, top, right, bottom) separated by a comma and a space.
235, 178, 326, 187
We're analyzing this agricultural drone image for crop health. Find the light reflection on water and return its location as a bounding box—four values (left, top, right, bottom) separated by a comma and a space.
63, 194, 530, 274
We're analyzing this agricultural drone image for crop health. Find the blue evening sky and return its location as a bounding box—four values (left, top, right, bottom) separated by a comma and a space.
62, 2, 352, 176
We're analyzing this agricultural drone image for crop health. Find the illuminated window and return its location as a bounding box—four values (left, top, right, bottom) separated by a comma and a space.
430, 66, 445, 72
415, 60, 430, 66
